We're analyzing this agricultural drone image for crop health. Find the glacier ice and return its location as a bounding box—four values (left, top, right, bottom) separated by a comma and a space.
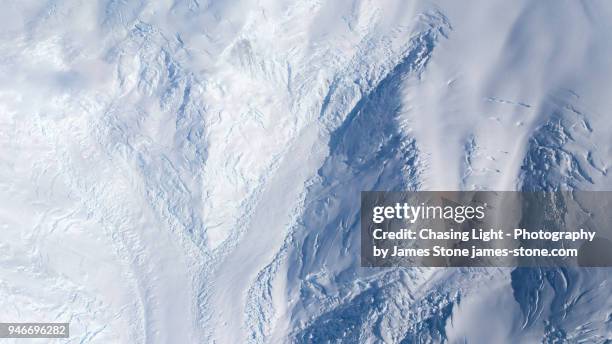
0, 0, 611, 343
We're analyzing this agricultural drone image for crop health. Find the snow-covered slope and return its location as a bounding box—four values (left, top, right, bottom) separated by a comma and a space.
0, 0, 611, 343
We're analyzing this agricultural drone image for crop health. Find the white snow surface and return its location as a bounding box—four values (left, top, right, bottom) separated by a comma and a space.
1, 0, 611, 343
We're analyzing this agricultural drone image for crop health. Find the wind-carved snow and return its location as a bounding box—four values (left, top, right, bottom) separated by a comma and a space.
1, 1, 612, 343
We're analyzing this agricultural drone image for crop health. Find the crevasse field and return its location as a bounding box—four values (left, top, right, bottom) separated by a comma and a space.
1, 0, 611, 343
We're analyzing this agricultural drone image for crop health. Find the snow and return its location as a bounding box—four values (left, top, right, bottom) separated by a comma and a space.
0, 0, 611, 343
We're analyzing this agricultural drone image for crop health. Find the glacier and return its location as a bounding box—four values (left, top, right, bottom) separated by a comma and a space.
0, 0, 611, 343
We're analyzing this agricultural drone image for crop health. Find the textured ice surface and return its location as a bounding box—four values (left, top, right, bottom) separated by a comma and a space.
0, 1, 611, 343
